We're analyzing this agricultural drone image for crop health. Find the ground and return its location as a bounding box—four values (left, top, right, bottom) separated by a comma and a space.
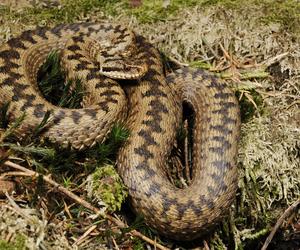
0, 0, 299, 249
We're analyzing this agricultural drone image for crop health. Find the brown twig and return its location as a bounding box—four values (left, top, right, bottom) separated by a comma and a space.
203, 240, 210, 250
3, 160, 170, 250
4, 160, 100, 213
219, 43, 240, 68
167, 55, 189, 67
73, 224, 97, 247
261, 198, 300, 250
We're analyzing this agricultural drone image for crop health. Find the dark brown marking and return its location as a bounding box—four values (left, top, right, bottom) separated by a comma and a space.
50, 24, 65, 37
103, 24, 114, 32
149, 100, 169, 113
221, 116, 237, 125
192, 69, 202, 79
67, 54, 83, 60
11, 95, 19, 102
176, 205, 187, 220
208, 78, 226, 90
140, 167, 156, 181
148, 182, 161, 195
2, 74, 23, 86
68, 23, 80, 32
20, 30, 37, 44
0, 49, 20, 59
84, 108, 97, 118
71, 111, 82, 124
199, 195, 214, 209
220, 101, 236, 109
142, 88, 168, 98
75, 61, 90, 71
11, 83, 29, 99
104, 97, 118, 104
210, 125, 232, 135
33, 104, 46, 118
87, 27, 96, 35
96, 78, 117, 88
145, 68, 161, 78
138, 129, 158, 146
0, 62, 20, 73
209, 147, 225, 155
100, 90, 119, 98
211, 136, 231, 149
186, 200, 203, 216
116, 31, 131, 42
134, 146, 154, 160
207, 185, 218, 195
53, 110, 66, 124
20, 94, 36, 111
72, 34, 84, 43
212, 160, 232, 170
35, 27, 48, 40
210, 173, 228, 192
211, 136, 226, 142
67, 44, 80, 52
214, 92, 233, 99
97, 101, 109, 113
142, 118, 163, 133
7, 38, 26, 49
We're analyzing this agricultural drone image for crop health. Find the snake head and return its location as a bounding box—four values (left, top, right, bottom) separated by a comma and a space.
97, 51, 149, 80
86, 30, 149, 80
99, 56, 149, 80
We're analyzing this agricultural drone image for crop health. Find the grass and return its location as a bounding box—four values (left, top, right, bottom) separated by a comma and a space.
0, 0, 299, 35
0, 0, 120, 25
0, 234, 26, 250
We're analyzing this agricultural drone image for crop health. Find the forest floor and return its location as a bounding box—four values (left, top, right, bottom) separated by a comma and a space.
0, 0, 299, 249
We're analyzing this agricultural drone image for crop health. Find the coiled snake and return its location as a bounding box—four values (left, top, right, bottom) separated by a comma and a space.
0, 23, 240, 240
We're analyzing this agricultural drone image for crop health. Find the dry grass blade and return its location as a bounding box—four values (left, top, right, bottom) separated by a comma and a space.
73, 224, 97, 247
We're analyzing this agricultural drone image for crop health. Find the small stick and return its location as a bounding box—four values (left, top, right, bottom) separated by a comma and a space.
3, 160, 170, 250
4, 160, 100, 214
111, 236, 120, 250
219, 43, 240, 68
167, 56, 189, 67
63, 200, 73, 219
183, 119, 191, 184
73, 224, 97, 247
261, 198, 300, 250
261, 52, 289, 68
1, 171, 33, 178
203, 240, 210, 250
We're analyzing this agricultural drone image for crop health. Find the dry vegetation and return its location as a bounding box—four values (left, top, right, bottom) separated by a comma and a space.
0, 0, 299, 249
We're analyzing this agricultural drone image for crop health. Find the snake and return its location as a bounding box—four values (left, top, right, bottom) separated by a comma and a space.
0, 22, 240, 241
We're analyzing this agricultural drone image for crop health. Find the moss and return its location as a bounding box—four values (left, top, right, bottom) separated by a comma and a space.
0, 0, 120, 26
202, 0, 300, 35
1, 0, 299, 37
0, 234, 26, 250
258, 0, 300, 34
87, 165, 127, 213
238, 90, 264, 122
123, 0, 200, 23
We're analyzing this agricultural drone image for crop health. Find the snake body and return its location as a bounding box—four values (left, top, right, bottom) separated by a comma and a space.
0, 23, 240, 240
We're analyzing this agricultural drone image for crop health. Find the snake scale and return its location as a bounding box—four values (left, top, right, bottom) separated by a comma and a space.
0, 23, 240, 240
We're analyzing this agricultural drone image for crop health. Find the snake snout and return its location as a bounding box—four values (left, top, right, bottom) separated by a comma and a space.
100, 57, 148, 80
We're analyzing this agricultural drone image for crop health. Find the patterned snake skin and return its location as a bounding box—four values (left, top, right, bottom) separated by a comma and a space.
0, 23, 240, 240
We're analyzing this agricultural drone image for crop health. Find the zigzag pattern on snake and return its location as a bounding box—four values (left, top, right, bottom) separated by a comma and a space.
0, 22, 240, 240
